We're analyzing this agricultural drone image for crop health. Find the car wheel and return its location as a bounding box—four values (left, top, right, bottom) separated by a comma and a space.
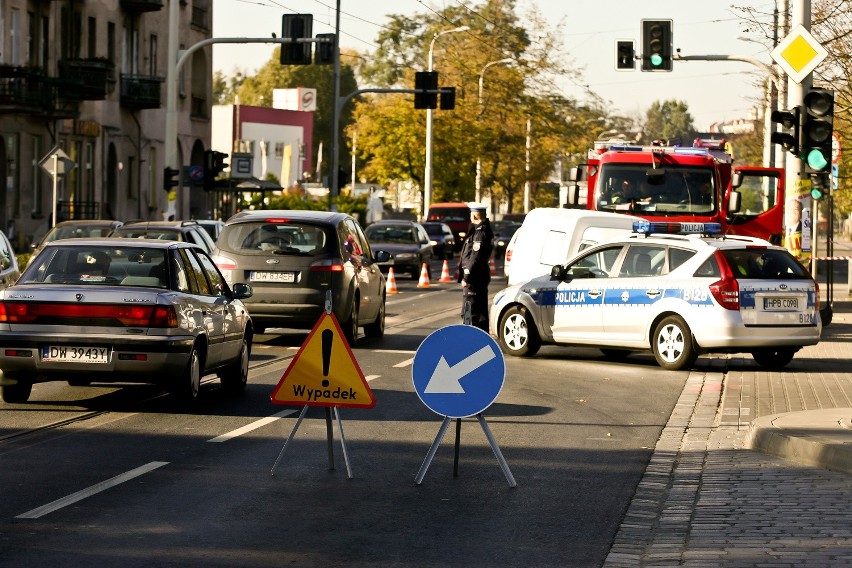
652, 315, 697, 370
751, 347, 796, 370
172, 347, 202, 402
1, 378, 32, 403
343, 300, 359, 346
364, 293, 385, 338
497, 305, 541, 357
220, 337, 250, 394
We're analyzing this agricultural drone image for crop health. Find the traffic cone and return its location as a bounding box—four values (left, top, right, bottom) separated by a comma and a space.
489, 256, 497, 276
386, 267, 399, 295
417, 263, 431, 288
438, 259, 453, 283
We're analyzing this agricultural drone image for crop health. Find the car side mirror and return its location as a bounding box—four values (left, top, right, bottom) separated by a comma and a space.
727, 190, 742, 215
731, 172, 743, 188
550, 264, 567, 280
374, 250, 391, 263
232, 282, 253, 299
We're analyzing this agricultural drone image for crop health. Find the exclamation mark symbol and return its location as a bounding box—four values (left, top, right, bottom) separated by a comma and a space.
321, 329, 333, 387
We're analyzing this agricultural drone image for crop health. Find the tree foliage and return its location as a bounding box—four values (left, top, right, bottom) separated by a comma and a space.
641, 100, 696, 145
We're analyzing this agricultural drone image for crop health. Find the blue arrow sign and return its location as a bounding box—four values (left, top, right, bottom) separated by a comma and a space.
412, 325, 506, 418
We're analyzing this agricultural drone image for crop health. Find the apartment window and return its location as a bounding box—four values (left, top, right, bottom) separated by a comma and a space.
11, 9, 20, 65
275, 143, 285, 158
27, 12, 36, 66
88, 17, 96, 58
122, 17, 139, 74
149, 34, 157, 76
107, 22, 116, 64
41, 16, 49, 68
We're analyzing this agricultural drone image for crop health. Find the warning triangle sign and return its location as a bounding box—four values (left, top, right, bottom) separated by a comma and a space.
270, 312, 376, 408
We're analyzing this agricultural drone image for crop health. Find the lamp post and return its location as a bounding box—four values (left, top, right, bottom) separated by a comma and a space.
475, 57, 512, 203
423, 25, 469, 219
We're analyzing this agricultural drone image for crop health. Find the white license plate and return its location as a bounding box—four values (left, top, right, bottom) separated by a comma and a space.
42, 346, 110, 364
250, 271, 295, 283
763, 297, 799, 310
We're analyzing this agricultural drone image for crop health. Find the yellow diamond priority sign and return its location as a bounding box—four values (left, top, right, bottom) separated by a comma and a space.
270, 312, 375, 408
770, 24, 827, 84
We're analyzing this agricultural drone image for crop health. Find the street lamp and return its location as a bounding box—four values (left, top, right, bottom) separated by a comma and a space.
475, 57, 513, 203
424, 25, 469, 219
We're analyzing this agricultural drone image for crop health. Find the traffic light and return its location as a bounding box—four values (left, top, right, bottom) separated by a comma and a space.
641, 19, 673, 71
315, 33, 335, 65
801, 88, 834, 174
616, 40, 635, 70
414, 71, 438, 110
280, 14, 313, 65
163, 167, 179, 192
810, 173, 830, 200
203, 150, 229, 192
770, 106, 800, 156
440, 87, 456, 110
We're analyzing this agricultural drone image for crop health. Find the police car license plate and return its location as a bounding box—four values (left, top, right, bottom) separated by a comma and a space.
763, 297, 799, 310
250, 271, 295, 283
42, 346, 109, 363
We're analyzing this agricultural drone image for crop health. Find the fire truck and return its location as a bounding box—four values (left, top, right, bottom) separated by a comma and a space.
566, 139, 785, 244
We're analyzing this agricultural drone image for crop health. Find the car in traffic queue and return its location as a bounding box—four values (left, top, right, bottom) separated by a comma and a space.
0, 239, 254, 404
421, 221, 456, 260
111, 220, 217, 254
28, 219, 125, 266
364, 220, 434, 280
0, 228, 20, 289
490, 221, 821, 371
491, 220, 522, 264
210, 210, 390, 344
196, 219, 225, 242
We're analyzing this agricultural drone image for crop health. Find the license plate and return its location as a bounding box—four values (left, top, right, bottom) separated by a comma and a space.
763, 297, 799, 310
42, 346, 110, 364
250, 271, 295, 283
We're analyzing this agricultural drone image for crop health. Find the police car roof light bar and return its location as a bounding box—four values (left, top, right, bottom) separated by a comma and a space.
633, 221, 723, 236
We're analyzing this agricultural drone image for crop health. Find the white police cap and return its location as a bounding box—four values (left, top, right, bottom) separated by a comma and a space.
466, 202, 487, 213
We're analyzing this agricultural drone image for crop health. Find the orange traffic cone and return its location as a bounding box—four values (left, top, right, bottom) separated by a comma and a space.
417, 263, 431, 288
386, 267, 399, 295
438, 259, 453, 283
489, 256, 497, 276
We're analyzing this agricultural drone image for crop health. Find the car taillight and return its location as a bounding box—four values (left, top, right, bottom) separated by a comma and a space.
708, 250, 740, 310
505, 248, 513, 263
0, 302, 178, 327
212, 254, 237, 270
310, 263, 344, 272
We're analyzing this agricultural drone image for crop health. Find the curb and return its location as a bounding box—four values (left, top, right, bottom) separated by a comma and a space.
746, 408, 852, 476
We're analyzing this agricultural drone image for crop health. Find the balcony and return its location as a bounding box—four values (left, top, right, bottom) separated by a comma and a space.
119, 0, 164, 12
120, 74, 163, 109
58, 58, 116, 101
0, 65, 51, 115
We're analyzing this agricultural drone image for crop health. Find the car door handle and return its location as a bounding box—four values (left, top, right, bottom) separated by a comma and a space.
588, 289, 602, 298
646, 289, 661, 297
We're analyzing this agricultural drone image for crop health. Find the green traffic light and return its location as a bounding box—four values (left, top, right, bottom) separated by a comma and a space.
650, 54, 662, 67
811, 187, 824, 200
806, 149, 828, 171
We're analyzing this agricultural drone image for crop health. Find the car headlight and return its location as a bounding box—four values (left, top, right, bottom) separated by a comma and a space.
459, 232, 467, 238
430, 240, 438, 246
497, 239, 506, 246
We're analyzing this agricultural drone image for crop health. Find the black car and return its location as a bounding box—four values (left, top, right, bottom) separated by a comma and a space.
492, 221, 522, 263
365, 220, 434, 280
421, 222, 456, 260
111, 220, 217, 254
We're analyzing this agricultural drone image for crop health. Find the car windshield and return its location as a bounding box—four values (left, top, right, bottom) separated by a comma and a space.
422, 224, 445, 237
218, 221, 330, 255
44, 225, 114, 242
20, 246, 169, 287
366, 225, 417, 244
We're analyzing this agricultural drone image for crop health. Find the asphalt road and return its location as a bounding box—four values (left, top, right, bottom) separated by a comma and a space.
0, 276, 689, 567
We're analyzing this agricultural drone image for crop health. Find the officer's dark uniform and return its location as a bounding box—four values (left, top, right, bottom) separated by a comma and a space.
457, 205, 494, 331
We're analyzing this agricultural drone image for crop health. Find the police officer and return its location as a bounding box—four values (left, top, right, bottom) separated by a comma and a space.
457, 202, 494, 331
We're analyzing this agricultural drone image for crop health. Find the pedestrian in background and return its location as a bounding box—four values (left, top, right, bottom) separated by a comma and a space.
458, 202, 494, 331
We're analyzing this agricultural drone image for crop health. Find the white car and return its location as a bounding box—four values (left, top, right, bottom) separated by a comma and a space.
490, 222, 821, 371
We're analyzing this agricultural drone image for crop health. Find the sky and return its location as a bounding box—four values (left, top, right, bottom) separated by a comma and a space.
212, 0, 779, 130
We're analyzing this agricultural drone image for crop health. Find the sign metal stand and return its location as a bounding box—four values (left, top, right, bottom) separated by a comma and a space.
270, 291, 370, 478
411, 325, 516, 487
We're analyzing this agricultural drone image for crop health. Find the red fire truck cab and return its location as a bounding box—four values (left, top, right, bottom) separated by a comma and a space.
566, 139, 785, 244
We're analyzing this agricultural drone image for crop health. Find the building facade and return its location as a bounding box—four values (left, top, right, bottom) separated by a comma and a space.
0, 0, 214, 251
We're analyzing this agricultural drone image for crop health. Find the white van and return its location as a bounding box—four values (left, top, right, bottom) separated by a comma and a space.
503, 208, 639, 285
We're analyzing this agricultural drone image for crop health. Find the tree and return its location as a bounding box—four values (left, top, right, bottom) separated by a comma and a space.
641, 100, 696, 144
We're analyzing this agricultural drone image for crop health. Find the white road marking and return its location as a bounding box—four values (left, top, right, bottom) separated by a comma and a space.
16, 461, 170, 519
207, 409, 298, 443
393, 358, 414, 368
365, 375, 380, 382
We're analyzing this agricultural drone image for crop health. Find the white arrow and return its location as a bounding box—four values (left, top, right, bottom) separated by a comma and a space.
424, 345, 496, 394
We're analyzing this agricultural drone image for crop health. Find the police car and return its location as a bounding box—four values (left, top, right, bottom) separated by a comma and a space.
489, 221, 821, 371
